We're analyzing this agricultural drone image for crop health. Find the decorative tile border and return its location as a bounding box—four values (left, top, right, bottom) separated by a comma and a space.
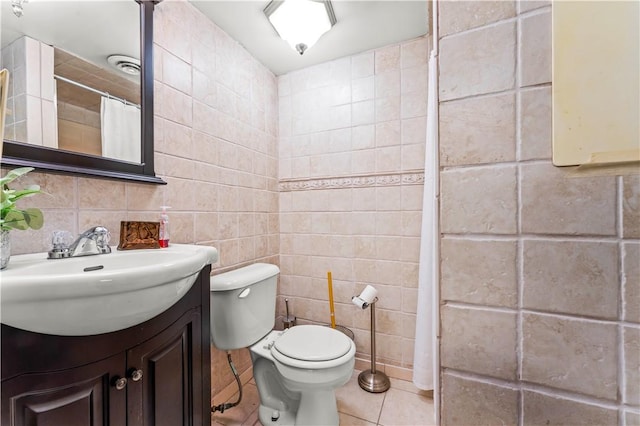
279, 171, 425, 192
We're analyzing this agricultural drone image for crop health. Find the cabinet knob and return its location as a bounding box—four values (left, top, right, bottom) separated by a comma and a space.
129, 368, 144, 382
113, 376, 128, 390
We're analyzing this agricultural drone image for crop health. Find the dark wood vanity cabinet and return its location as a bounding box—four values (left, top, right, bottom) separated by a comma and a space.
1, 266, 212, 426
126, 309, 203, 426
1, 352, 126, 425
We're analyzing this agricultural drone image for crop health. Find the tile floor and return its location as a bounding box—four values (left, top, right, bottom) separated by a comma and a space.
211, 370, 436, 426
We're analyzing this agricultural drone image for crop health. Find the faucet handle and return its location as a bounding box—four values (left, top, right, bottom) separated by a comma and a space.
52, 230, 73, 249
93, 226, 111, 253
48, 230, 73, 259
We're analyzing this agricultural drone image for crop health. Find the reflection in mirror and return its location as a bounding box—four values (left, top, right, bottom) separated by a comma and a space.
0, 0, 163, 184
1, 1, 140, 162
54, 49, 141, 162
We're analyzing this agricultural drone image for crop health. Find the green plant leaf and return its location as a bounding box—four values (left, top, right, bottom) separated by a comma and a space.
0, 167, 44, 231
3, 210, 29, 230
0, 167, 35, 186
1, 187, 14, 203
23, 208, 44, 230
0, 195, 14, 210
10, 185, 42, 202
1, 208, 44, 231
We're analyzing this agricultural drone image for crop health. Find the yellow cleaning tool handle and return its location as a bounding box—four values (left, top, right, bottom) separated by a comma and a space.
327, 271, 336, 329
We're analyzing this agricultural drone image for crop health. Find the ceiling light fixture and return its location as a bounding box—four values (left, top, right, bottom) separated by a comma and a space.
264, 0, 336, 55
107, 55, 141, 76
11, 0, 28, 18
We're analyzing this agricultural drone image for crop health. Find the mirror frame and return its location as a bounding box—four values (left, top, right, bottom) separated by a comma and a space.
1, 0, 165, 185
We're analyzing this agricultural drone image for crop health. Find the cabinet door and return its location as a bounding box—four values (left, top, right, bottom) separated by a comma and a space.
126, 310, 203, 426
1, 352, 126, 426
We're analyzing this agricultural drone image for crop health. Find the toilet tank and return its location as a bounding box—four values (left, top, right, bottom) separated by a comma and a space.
209, 263, 279, 350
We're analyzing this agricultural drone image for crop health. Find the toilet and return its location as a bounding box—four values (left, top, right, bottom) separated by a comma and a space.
209, 263, 355, 426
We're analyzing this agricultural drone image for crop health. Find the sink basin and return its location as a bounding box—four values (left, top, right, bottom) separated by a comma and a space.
0, 244, 218, 336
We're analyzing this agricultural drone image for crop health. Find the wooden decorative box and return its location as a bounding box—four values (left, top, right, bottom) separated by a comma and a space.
118, 221, 161, 250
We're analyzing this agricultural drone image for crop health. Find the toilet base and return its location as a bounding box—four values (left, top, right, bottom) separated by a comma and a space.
256, 388, 340, 426
258, 405, 296, 426
250, 329, 352, 425
296, 389, 339, 425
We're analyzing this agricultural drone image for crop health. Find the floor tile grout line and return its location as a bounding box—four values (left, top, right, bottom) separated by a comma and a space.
376, 391, 388, 426
213, 372, 434, 425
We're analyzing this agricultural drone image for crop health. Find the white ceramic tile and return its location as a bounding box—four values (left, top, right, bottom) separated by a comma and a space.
336, 372, 385, 423
520, 11, 552, 87
401, 37, 429, 69
351, 52, 374, 78
25, 95, 42, 145
353, 76, 374, 102
522, 390, 618, 425
439, 1, 516, 36
439, 22, 516, 101
379, 388, 436, 426
39, 43, 54, 101
24, 36, 40, 97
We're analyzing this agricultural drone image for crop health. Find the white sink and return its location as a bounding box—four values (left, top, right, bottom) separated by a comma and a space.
0, 244, 218, 336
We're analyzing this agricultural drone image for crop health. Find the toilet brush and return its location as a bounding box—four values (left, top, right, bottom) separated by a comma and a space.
326, 272, 355, 340
283, 298, 296, 329
352, 285, 390, 393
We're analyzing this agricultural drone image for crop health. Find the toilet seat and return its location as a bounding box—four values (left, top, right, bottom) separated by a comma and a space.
271, 325, 355, 370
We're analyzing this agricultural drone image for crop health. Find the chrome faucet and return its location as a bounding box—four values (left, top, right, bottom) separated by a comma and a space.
69, 226, 111, 257
48, 226, 111, 259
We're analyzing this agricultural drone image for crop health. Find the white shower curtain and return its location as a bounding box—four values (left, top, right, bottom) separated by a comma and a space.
412, 47, 439, 392
101, 96, 141, 163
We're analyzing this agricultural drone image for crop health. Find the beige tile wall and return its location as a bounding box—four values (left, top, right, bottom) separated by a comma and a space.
439, 1, 640, 424
277, 36, 429, 378
6, 0, 279, 397
6, 0, 637, 419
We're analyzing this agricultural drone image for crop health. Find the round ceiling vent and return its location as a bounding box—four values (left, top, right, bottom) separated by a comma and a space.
107, 55, 141, 76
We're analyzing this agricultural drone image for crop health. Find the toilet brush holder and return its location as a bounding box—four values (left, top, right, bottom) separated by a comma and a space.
283, 298, 296, 329
357, 299, 390, 393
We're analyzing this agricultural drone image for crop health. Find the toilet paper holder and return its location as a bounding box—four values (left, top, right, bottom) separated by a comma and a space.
352, 284, 378, 309
352, 286, 390, 393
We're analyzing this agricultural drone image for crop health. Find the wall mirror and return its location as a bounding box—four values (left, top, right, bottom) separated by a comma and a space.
0, 0, 164, 184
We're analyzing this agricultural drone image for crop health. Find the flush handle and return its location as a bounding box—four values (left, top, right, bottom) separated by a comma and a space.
238, 288, 251, 298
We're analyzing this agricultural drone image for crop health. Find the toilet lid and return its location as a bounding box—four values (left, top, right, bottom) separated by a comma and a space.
273, 325, 352, 362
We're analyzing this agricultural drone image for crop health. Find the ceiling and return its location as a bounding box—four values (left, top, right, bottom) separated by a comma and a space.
0, 1, 140, 80
1, 1, 141, 107
0, 1, 428, 79
190, 1, 430, 76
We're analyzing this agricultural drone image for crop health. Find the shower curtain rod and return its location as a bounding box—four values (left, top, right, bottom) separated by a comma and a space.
53, 74, 140, 109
